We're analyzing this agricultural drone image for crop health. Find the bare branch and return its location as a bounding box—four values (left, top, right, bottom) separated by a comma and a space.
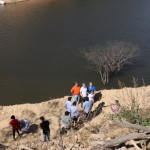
84, 41, 138, 85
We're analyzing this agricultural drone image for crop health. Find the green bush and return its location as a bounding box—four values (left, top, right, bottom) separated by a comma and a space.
118, 100, 150, 126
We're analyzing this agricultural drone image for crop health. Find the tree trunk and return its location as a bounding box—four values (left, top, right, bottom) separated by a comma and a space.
91, 133, 150, 150
110, 120, 150, 133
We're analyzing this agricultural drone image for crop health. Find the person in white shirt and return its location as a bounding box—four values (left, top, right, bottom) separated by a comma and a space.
88, 91, 95, 104
80, 83, 87, 100
70, 102, 79, 122
65, 97, 72, 112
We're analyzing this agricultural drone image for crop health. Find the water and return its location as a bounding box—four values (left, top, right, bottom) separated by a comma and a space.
0, 0, 150, 105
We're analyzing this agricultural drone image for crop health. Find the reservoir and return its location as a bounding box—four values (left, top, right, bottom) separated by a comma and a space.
0, 0, 150, 105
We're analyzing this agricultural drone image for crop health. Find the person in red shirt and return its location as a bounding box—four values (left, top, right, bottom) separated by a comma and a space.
9, 115, 20, 140
71, 82, 81, 104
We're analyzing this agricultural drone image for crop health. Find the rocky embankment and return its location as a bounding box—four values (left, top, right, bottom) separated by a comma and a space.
0, 0, 26, 4
0, 86, 150, 150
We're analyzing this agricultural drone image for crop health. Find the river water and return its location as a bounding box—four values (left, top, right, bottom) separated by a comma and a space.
0, 0, 150, 105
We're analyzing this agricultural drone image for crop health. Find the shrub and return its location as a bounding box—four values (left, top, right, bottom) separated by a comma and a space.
116, 80, 150, 126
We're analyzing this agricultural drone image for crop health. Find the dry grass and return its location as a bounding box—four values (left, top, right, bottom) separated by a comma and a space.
118, 82, 150, 110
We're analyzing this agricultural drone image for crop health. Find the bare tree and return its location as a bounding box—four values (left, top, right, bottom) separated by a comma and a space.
84, 41, 138, 85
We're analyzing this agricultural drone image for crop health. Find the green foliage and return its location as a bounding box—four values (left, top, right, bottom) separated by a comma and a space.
118, 99, 150, 126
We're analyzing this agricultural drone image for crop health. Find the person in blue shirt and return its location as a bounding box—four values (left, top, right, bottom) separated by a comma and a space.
82, 97, 93, 119
87, 82, 96, 93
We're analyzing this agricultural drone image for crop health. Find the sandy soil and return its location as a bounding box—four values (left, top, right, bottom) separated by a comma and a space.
2, 0, 55, 4
3, 0, 26, 4
0, 86, 149, 149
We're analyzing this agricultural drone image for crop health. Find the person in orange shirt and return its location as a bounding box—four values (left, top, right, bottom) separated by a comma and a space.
71, 82, 81, 104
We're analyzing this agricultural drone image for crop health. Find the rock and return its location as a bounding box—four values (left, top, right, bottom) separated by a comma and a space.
118, 147, 129, 150
74, 144, 80, 148
80, 145, 84, 148
88, 133, 105, 142
106, 137, 111, 140
65, 144, 74, 150
147, 142, 150, 149
19, 145, 34, 150
90, 141, 105, 147
0, 106, 3, 110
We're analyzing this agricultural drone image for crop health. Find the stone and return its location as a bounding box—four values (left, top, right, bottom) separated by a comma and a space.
147, 142, 150, 149
0, 106, 3, 110
88, 133, 105, 142
74, 144, 80, 148
90, 141, 105, 147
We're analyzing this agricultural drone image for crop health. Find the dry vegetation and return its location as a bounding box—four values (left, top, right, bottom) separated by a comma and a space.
117, 80, 150, 125
84, 41, 138, 85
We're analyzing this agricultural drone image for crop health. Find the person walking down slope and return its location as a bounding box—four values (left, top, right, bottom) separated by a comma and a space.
40, 116, 50, 142
87, 82, 96, 94
83, 97, 93, 120
71, 82, 81, 104
88, 91, 95, 105
65, 97, 72, 112
80, 83, 87, 101
61, 111, 73, 129
70, 102, 79, 123
9, 115, 20, 140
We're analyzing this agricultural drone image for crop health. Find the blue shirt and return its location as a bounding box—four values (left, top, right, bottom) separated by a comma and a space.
87, 86, 96, 93
83, 101, 92, 113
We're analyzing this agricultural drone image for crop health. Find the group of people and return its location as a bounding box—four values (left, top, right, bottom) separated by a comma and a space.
9, 115, 30, 140
61, 82, 96, 131
71, 82, 96, 104
9, 115, 50, 142
9, 81, 121, 142
9, 82, 97, 142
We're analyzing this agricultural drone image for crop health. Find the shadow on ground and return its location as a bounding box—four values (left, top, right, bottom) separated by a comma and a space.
0, 144, 8, 150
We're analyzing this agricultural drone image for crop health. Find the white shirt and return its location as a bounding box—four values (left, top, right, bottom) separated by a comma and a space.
88, 93, 94, 104
70, 106, 79, 118
65, 101, 72, 112
80, 86, 87, 97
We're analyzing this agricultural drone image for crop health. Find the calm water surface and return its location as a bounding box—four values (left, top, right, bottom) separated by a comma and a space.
0, 0, 150, 105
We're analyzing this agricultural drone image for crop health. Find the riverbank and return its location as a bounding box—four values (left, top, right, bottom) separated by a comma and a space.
0, 86, 150, 149
1, 0, 26, 4
2, 0, 50, 4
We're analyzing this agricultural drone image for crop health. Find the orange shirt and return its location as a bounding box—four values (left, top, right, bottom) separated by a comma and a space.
71, 85, 80, 95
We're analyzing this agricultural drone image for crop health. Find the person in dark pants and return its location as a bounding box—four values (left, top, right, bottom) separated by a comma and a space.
40, 116, 50, 142
9, 115, 20, 140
